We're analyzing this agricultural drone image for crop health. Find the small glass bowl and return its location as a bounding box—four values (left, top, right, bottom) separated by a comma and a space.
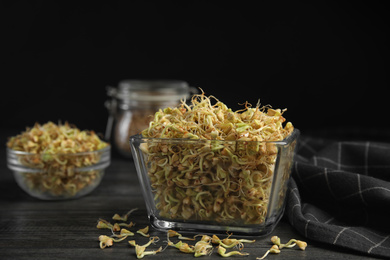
7, 146, 111, 200
130, 129, 299, 236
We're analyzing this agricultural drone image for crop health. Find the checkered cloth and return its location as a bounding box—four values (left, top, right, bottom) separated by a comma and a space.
286, 136, 390, 258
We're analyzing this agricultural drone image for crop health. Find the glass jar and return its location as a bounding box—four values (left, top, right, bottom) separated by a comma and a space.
105, 80, 196, 158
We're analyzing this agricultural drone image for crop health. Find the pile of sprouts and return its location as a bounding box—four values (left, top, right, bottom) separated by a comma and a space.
96, 208, 307, 259
7, 121, 109, 197
140, 92, 294, 225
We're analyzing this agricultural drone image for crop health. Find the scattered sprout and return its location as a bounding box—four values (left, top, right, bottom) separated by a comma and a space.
137, 226, 150, 237
295, 240, 308, 251
99, 235, 113, 249
270, 235, 307, 250
112, 208, 138, 221
257, 245, 280, 259
112, 223, 121, 232
221, 233, 255, 249
258, 236, 308, 259
112, 228, 134, 238
129, 236, 159, 248
212, 234, 255, 250
98, 235, 126, 249
194, 241, 213, 257
96, 219, 113, 230
135, 244, 163, 259
270, 236, 280, 246
217, 245, 249, 257
167, 230, 195, 240
196, 234, 212, 243
96, 209, 308, 258
168, 240, 195, 254
270, 245, 281, 254
118, 221, 136, 228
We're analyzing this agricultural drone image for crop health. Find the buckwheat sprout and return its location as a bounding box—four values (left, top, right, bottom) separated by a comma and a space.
137, 226, 150, 237
129, 236, 162, 259
111, 228, 134, 238
295, 240, 308, 251
270, 236, 281, 246
271, 235, 295, 249
111, 223, 121, 232
222, 232, 256, 245
194, 240, 213, 257
257, 245, 280, 259
270, 236, 307, 250
140, 92, 294, 225
217, 245, 249, 257
212, 234, 255, 250
279, 239, 307, 250
129, 236, 160, 247
118, 221, 136, 228
98, 235, 127, 249
211, 234, 240, 249
167, 230, 195, 240
135, 245, 163, 259
112, 208, 138, 221
96, 219, 113, 230
168, 240, 195, 254
193, 234, 212, 243
222, 237, 256, 250
99, 235, 113, 249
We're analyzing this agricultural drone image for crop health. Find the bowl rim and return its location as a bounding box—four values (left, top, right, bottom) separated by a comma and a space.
6, 145, 111, 156
130, 128, 299, 145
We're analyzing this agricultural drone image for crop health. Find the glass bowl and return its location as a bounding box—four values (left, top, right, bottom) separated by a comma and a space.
130, 129, 299, 236
6, 146, 111, 200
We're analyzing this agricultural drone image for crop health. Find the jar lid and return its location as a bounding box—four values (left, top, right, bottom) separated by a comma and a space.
110, 80, 192, 102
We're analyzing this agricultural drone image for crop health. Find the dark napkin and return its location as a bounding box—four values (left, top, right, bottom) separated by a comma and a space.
286, 136, 390, 258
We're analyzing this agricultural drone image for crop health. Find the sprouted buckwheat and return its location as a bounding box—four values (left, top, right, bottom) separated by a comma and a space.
140, 92, 294, 224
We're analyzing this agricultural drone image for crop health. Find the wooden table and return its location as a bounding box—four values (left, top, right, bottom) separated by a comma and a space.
0, 130, 379, 259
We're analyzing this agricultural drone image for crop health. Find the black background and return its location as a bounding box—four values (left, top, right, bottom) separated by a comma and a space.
2, 1, 389, 139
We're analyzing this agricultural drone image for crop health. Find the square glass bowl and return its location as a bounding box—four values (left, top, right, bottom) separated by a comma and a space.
7, 146, 110, 200
130, 129, 299, 236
